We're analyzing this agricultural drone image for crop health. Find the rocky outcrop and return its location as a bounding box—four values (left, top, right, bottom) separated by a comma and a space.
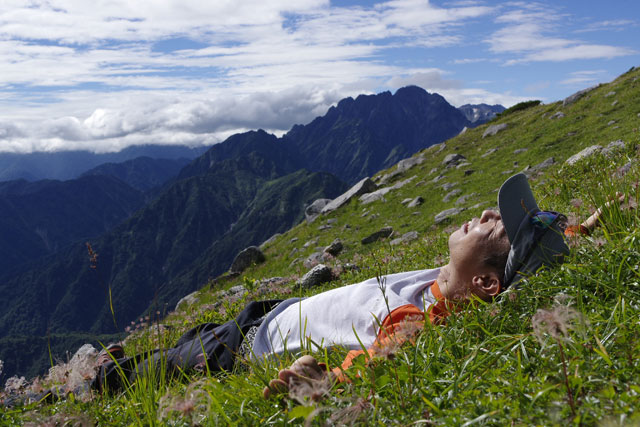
442, 153, 466, 167
230, 246, 265, 273
359, 176, 416, 205
378, 155, 425, 185
305, 199, 332, 223
361, 226, 393, 244
482, 123, 507, 138
322, 178, 377, 214
298, 264, 334, 289
565, 145, 602, 166
434, 207, 464, 224
563, 85, 599, 106
390, 231, 419, 246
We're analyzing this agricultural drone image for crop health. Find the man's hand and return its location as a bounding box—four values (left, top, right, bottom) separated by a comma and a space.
262, 355, 333, 400
581, 192, 625, 231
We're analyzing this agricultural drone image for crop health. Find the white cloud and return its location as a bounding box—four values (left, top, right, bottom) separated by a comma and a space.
559, 70, 606, 86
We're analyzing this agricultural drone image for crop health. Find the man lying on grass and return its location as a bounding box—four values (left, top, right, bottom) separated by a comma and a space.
2, 173, 612, 405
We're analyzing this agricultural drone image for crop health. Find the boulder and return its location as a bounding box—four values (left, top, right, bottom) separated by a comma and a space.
321, 178, 377, 214
434, 208, 464, 224
602, 140, 626, 156
303, 251, 324, 269
443, 189, 462, 202
361, 226, 393, 244
407, 196, 424, 208
379, 155, 424, 185
305, 199, 332, 223
324, 239, 344, 256
482, 123, 507, 138
565, 145, 602, 166
390, 231, 419, 246
563, 85, 599, 106
359, 176, 415, 205
298, 264, 333, 289
230, 246, 265, 273
175, 291, 199, 311
443, 153, 466, 166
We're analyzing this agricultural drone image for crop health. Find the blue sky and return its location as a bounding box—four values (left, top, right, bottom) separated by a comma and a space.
0, 0, 638, 153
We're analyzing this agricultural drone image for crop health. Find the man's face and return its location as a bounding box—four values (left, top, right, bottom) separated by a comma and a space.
448, 209, 509, 276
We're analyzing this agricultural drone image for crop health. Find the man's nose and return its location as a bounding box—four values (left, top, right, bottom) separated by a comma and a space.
480, 209, 501, 223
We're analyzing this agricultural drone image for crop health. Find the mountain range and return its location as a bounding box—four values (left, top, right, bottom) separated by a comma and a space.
0, 86, 501, 379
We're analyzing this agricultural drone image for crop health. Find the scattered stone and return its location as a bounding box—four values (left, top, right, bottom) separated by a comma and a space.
379, 155, 425, 184
260, 233, 281, 249
434, 142, 447, 153
175, 291, 199, 310
513, 148, 528, 154
303, 251, 324, 269
369, 213, 380, 221
441, 182, 456, 191
442, 153, 466, 166
615, 162, 632, 177
390, 231, 419, 246
303, 238, 318, 248
359, 176, 416, 205
431, 174, 445, 183
607, 120, 616, 126
289, 257, 302, 267
318, 224, 332, 231
401, 198, 413, 205
456, 162, 472, 169
565, 145, 602, 165
305, 199, 332, 223
563, 85, 599, 106
289, 248, 299, 257
459, 126, 468, 135
290, 237, 299, 243
429, 167, 438, 175
611, 100, 618, 107
604, 91, 616, 97
361, 226, 393, 244
524, 157, 555, 176
481, 148, 499, 157
324, 239, 344, 256
501, 169, 514, 175
566, 132, 577, 137
443, 189, 462, 202
602, 140, 626, 156
455, 193, 478, 206
298, 264, 334, 289
321, 178, 377, 214
230, 246, 265, 273
407, 196, 424, 208
327, 218, 338, 225
464, 169, 475, 176
549, 111, 565, 119
434, 208, 464, 224
482, 123, 507, 138
360, 210, 369, 218
414, 180, 426, 186
343, 224, 351, 230
470, 202, 488, 210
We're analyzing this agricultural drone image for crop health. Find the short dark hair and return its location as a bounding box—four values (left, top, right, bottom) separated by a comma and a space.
482, 238, 510, 283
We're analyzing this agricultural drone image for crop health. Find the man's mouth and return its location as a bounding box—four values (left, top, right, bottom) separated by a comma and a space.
463, 221, 470, 234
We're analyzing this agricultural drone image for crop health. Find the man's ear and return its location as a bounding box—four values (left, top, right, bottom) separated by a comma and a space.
471, 272, 501, 299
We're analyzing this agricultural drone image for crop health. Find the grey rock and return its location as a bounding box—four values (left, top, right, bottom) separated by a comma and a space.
298, 264, 334, 289
602, 139, 626, 157
429, 167, 439, 175
607, 120, 616, 126
318, 224, 332, 231
456, 162, 472, 169
361, 226, 393, 244
434, 142, 447, 153
604, 91, 616, 97
289, 248, 299, 257
290, 237, 299, 243
441, 182, 456, 191
289, 257, 302, 267
616, 162, 632, 177
455, 193, 478, 206
324, 239, 344, 256
407, 196, 424, 208
260, 233, 281, 249
464, 169, 475, 176
379, 155, 425, 185
305, 199, 332, 223
360, 176, 415, 205
481, 148, 499, 157
175, 291, 199, 310
431, 174, 445, 183
327, 218, 338, 225
230, 246, 265, 273
513, 148, 528, 155
303, 238, 318, 248
611, 100, 618, 107
482, 123, 507, 138
470, 202, 488, 210
567, 131, 577, 136
303, 251, 324, 269
563, 85, 599, 106
401, 198, 413, 205
565, 145, 602, 166
524, 157, 555, 176
443, 189, 462, 202
550, 111, 565, 119
442, 153, 466, 166
321, 178, 377, 214
390, 231, 419, 246
458, 126, 468, 135
434, 208, 464, 224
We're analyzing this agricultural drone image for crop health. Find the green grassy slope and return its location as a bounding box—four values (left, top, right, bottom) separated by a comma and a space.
3, 66, 639, 425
